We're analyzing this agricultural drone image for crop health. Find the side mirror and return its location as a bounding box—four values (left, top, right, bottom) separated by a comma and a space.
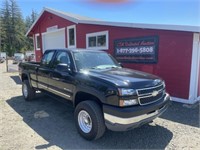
56, 63, 71, 73
118, 62, 123, 67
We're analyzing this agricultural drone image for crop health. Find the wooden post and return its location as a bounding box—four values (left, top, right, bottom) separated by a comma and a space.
6, 53, 8, 72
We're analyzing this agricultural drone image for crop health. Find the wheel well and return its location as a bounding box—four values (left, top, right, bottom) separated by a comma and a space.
74, 92, 102, 107
21, 73, 28, 82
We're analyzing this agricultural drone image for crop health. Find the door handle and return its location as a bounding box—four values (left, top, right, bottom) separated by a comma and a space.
49, 73, 59, 80
52, 77, 60, 81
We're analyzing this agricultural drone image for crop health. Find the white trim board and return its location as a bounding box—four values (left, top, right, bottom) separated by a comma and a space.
42, 28, 65, 35
172, 97, 195, 104
197, 96, 200, 101
35, 33, 41, 51
47, 25, 58, 32
189, 33, 200, 103
33, 34, 37, 62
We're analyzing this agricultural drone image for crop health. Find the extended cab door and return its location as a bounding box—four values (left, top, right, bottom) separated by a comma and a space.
37, 50, 55, 90
48, 51, 75, 100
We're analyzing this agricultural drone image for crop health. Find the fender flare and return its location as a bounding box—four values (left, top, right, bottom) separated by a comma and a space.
21, 71, 32, 87
73, 85, 106, 106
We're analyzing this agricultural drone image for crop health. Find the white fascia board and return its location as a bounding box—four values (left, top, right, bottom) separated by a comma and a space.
80, 20, 200, 33
25, 8, 45, 37
44, 7, 79, 24
26, 7, 79, 37
26, 7, 200, 37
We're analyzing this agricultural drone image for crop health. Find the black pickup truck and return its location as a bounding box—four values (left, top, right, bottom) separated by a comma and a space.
19, 49, 170, 140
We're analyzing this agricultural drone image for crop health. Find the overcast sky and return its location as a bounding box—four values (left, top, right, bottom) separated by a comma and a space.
4, 0, 200, 26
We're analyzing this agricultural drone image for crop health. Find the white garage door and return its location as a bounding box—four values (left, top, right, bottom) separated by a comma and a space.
42, 28, 66, 53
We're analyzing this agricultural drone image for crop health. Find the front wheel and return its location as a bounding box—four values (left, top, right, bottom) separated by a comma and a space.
22, 80, 35, 101
74, 101, 106, 140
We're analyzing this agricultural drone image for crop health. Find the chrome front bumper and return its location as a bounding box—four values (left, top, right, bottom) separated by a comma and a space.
104, 93, 170, 131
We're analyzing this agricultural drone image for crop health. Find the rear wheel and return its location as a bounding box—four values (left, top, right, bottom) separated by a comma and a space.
74, 101, 106, 140
22, 80, 35, 101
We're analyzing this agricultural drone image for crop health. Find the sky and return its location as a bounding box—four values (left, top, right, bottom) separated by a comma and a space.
3, 0, 200, 26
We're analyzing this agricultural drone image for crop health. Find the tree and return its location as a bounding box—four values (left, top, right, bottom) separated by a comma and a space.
25, 9, 38, 51
0, 0, 26, 56
0, 0, 38, 56
0, 0, 11, 55
9, 0, 26, 54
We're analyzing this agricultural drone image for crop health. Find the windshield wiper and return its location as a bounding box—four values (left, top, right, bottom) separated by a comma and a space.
104, 66, 121, 69
90, 65, 121, 70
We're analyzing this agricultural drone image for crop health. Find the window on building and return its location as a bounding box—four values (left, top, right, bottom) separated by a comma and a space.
89, 37, 96, 47
86, 31, 108, 50
35, 34, 41, 50
67, 25, 76, 48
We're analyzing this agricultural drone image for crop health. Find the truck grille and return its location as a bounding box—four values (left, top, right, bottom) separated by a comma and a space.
136, 83, 165, 105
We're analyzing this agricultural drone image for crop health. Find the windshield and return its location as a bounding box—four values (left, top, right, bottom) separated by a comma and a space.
73, 51, 120, 71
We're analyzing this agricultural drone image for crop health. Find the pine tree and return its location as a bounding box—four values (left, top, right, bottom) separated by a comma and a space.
0, 0, 26, 56
0, 0, 38, 56
9, 0, 26, 54
0, 0, 11, 55
25, 9, 38, 51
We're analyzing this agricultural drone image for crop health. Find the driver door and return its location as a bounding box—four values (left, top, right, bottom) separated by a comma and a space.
48, 51, 74, 100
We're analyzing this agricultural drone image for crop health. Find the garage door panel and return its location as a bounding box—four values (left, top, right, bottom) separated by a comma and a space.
42, 29, 66, 53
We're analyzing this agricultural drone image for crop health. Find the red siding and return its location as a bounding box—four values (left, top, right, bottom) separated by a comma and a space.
77, 24, 193, 99
31, 11, 76, 61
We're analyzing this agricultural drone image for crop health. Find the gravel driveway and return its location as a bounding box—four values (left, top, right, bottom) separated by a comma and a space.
0, 62, 200, 150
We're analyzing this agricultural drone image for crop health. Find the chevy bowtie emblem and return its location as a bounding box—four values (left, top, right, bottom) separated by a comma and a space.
152, 91, 159, 97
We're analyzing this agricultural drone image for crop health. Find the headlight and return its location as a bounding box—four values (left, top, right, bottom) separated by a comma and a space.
118, 88, 136, 96
120, 99, 138, 106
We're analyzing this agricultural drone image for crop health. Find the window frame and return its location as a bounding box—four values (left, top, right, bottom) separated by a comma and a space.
32, 34, 36, 61
35, 33, 41, 50
86, 31, 109, 50
67, 25, 76, 48
46, 25, 58, 32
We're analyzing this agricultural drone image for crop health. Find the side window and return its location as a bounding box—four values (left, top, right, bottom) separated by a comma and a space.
41, 51, 55, 66
53, 51, 71, 68
35, 34, 41, 50
86, 31, 108, 50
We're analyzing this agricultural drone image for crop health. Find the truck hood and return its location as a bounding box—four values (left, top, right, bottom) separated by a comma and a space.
81, 68, 163, 88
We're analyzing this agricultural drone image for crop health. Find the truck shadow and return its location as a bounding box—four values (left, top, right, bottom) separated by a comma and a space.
7, 95, 173, 149
10, 76, 22, 85
160, 101, 200, 128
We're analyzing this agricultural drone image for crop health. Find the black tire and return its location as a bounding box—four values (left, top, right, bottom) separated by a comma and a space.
22, 80, 35, 101
74, 101, 106, 140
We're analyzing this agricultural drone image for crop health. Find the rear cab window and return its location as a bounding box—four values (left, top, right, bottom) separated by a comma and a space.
41, 51, 55, 67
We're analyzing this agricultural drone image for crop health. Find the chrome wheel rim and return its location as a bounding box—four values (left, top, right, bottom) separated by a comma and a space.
78, 110, 92, 133
23, 83, 28, 98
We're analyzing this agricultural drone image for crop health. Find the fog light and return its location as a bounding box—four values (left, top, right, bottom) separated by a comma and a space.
120, 99, 138, 106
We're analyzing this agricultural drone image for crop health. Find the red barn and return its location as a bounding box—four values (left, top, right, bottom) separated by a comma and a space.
26, 7, 200, 104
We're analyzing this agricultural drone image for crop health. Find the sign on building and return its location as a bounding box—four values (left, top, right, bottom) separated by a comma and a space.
114, 36, 159, 63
